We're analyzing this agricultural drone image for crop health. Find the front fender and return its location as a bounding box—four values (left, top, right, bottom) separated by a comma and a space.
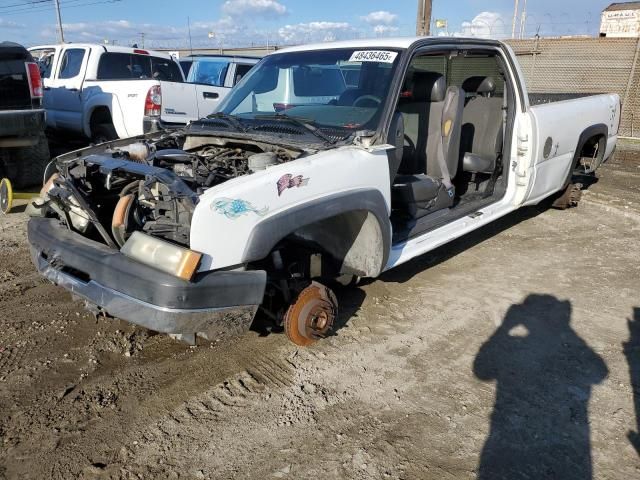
190, 146, 393, 274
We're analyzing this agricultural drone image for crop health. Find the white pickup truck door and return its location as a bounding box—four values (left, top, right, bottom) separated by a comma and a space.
48, 47, 89, 133
195, 83, 228, 118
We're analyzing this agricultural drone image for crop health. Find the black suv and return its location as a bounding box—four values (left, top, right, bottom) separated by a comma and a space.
0, 41, 50, 188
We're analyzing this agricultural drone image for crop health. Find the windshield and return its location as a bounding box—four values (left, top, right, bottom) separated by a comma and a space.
217, 48, 401, 135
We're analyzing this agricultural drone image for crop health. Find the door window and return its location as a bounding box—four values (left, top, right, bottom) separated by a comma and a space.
234, 63, 254, 85
188, 59, 230, 86
58, 48, 85, 79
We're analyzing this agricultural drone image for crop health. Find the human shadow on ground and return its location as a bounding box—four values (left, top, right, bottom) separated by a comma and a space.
474, 294, 608, 480
624, 307, 640, 456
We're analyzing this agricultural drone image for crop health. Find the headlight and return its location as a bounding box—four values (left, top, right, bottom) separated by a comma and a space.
121, 231, 202, 281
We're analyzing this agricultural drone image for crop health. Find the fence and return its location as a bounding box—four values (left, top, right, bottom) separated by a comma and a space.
506, 37, 640, 138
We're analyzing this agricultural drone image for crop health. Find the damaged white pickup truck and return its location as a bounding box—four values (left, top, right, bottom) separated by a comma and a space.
27, 37, 620, 346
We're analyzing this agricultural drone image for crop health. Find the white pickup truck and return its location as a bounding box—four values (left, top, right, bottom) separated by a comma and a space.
27, 37, 620, 346
29, 45, 259, 142
29, 44, 192, 142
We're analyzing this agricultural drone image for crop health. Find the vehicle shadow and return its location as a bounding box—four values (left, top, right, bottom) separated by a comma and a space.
474, 294, 608, 479
378, 205, 544, 285
624, 307, 640, 456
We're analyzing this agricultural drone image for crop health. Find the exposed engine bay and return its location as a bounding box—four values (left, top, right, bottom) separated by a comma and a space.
39, 131, 302, 249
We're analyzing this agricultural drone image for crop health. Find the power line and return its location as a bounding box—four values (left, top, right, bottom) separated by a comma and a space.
0, 0, 121, 15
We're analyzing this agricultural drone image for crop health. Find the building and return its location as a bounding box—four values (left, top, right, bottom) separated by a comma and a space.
600, 2, 640, 37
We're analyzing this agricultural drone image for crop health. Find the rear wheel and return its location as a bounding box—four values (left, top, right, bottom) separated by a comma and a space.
284, 282, 338, 347
91, 123, 118, 144
1, 132, 51, 189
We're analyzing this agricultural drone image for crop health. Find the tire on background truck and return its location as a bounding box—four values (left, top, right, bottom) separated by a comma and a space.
91, 123, 118, 144
0, 132, 51, 189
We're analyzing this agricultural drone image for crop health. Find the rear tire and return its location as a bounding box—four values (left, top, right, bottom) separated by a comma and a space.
91, 123, 118, 144
1, 132, 51, 189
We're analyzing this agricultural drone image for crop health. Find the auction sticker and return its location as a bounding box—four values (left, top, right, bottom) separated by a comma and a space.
348, 50, 398, 63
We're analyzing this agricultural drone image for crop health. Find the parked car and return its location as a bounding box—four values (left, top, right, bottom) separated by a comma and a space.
148, 55, 259, 131
29, 44, 190, 142
0, 41, 50, 188
27, 37, 620, 347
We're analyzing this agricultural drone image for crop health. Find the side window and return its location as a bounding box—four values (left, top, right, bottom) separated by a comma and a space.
40, 52, 55, 79
151, 57, 183, 82
234, 63, 253, 85
399, 54, 447, 98
58, 49, 85, 79
97, 53, 151, 80
448, 55, 505, 97
188, 59, 230, 86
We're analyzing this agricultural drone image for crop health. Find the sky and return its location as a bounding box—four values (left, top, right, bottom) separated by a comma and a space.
0, 0, 623, 48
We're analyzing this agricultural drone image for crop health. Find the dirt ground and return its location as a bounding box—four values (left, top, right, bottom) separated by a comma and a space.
1, 143, 640, 480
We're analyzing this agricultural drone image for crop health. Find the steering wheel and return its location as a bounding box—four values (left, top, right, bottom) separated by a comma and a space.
353, 95, 382, 108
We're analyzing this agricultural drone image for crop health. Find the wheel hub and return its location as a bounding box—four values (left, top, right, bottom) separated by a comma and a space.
284, 282, 338, 346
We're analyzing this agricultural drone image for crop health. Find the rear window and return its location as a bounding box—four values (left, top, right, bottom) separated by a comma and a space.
97, 53, 183, 82
292, 66, 346, 96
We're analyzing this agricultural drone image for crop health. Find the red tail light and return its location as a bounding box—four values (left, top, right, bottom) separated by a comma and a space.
145, 85, 162, 117
134, 49, 149, 55
25, 62, 43, 99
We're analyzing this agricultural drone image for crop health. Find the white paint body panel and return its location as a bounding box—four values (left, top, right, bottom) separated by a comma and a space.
190, 146, 392, 271
522, 94, 620, 206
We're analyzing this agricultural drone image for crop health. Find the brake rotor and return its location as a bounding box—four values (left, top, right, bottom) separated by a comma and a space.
284, 281, 338, 347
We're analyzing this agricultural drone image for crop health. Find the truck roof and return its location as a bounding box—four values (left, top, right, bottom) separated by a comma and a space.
28, 43, 175, 59
274, 36, 501, 54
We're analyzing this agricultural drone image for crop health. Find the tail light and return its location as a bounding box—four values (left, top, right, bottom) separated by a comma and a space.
144, 85, 162, 117
25, 62, 43, 100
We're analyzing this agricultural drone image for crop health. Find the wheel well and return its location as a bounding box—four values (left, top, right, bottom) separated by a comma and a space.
89, 107, 113, 131
284, 210, 386, 278
578, 134, 606, 162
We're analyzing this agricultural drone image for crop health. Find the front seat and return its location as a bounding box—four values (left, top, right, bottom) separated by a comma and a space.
392, 72, 464, 219
460, 76, 504, 174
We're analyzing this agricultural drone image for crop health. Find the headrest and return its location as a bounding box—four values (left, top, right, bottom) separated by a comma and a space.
412, 72, 447, 102
462, 76, 496, 95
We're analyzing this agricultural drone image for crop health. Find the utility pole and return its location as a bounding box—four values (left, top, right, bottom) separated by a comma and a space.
416, 0, 432, 36
519, 0, 528, 39
512, 0, 520, 38
53, 0, 65, 43
138, 32, 145, 48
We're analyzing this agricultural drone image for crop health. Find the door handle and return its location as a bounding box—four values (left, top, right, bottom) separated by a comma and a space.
68, 88, 79, 92
203, 91, 219, 99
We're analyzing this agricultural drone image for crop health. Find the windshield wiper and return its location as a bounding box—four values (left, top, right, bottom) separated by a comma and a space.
205, 112, 247, 132
253, 112, 336, 144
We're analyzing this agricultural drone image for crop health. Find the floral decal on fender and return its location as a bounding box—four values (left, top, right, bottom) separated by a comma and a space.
212, 198, 268, 219
277, 174, 310, 196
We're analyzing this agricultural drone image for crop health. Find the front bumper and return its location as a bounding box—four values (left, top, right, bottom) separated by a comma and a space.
28, 218, 266, 340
